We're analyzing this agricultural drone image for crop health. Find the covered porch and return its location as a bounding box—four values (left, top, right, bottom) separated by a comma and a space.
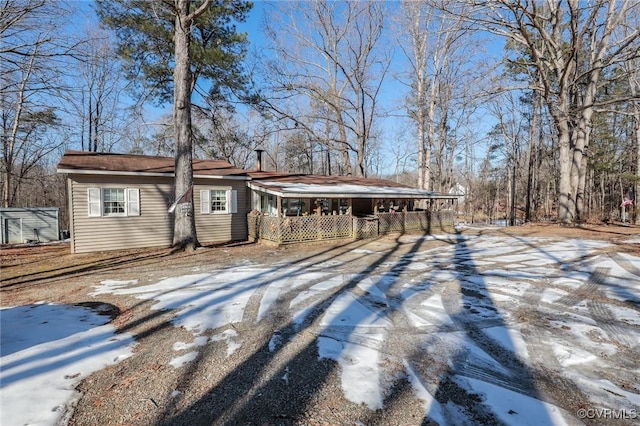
247, 175, 457, 244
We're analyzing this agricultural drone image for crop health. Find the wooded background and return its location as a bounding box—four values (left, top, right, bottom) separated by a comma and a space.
2, 0, 638, 230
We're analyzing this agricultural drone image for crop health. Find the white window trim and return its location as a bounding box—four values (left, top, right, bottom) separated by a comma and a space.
200, 189, 237, 215
87, 187, 140, 217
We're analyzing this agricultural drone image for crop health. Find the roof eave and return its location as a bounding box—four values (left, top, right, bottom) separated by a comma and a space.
57, 168, 249, 180
247, 182, 459, 199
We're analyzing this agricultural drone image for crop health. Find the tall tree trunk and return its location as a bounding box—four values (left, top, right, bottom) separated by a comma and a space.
557, 117, 574, 224
336, 116, 352, 176
630, 73, 640, 224
417, 115, 426, 189
172, 0, 198, 249
635, 113, 640, 224
571, 75, 598, 222
424, 97, 436, 191
3, 44, 38, 207
525, 91, 538, 222
510, 142, 517, 226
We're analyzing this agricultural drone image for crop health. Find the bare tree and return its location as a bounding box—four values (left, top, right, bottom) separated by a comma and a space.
487, 92, 528, 225
259, 0, 391, 177
194, 108, 268, 169
463, 0, 640, 224
1, 0, 73, 207
622, 50, 640, 224
396, 0, 489, 197
66, 28, 134, 153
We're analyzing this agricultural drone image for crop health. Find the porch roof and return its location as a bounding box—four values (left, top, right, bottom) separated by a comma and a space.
248, 174, 458, 199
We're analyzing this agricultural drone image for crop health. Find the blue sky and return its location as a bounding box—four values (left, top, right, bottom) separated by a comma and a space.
61, 0, 504, 175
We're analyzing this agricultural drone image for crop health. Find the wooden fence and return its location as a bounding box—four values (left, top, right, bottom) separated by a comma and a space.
248, 211, 454, 245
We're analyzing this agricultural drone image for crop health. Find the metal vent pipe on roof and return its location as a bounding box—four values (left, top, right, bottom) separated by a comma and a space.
255, 149, 264, 172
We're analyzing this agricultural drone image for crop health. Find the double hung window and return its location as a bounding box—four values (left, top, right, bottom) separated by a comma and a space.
88, 188, 140, 217
200, 189, 237, 214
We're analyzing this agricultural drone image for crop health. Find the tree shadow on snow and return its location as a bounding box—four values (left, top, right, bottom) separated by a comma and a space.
151, 235, 428, 425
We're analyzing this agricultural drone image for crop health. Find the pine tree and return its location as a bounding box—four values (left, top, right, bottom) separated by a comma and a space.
96, 0, 251, 249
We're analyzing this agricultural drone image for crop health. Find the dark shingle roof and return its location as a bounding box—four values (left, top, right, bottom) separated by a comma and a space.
57, 151, 457, 199
57, 151, 248, 177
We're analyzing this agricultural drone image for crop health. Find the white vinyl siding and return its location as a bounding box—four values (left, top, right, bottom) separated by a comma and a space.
87, 187, 140, 217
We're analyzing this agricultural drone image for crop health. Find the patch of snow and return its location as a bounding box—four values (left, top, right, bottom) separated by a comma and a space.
483, 326, 529, 360
11, 234, 633, 425
610, 305, 640, 326
570, 376, 640, 409
289, 275, 346, 307
319, 292, 392, 329
317, 336, 384, 409
356, 276, 390, 305
91, 279, 138, 295
552, 343, 598, 367
417, 294, 455, 325
485, 281, 531, 298
540, 288, 569, 304
257, 272, 326, 322
352, 248, 377, 254
490, 293, 519, 303
551, 278, 586, 290
169, 351, 198, 368
210, 329, 240, 356
268, 334, 282, 352
456, 376, 571, 426
95, 271, 267, 335
0, 304, 135, 426
173, 336, 208, 351
291, 300, 321, 329
404, 359, 445, 424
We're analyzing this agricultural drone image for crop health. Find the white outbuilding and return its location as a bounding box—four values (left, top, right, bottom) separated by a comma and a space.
0, 207, 60, 244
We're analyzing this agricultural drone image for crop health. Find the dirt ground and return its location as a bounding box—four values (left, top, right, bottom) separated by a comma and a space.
2, 222, 640, 425
2, 223, 638, 299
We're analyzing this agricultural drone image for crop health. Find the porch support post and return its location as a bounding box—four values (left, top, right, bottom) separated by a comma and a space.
277, 197, 282, 218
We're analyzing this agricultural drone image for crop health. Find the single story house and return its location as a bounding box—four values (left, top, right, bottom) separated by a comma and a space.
57, 151, 457, 253
0, 207, 60, 244
57, 151, 249, 253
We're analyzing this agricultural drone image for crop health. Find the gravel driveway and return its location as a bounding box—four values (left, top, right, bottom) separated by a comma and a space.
2, 224, 639, 425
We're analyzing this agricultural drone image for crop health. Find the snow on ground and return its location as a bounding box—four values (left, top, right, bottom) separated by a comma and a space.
0, 303, 135, 426
2, 234, 639, 425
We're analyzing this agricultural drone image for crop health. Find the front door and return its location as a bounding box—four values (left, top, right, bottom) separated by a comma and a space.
3, 218, 22, 244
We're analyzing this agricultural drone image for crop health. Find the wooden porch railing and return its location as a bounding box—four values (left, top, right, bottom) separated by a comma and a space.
248, 211, 454, 245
